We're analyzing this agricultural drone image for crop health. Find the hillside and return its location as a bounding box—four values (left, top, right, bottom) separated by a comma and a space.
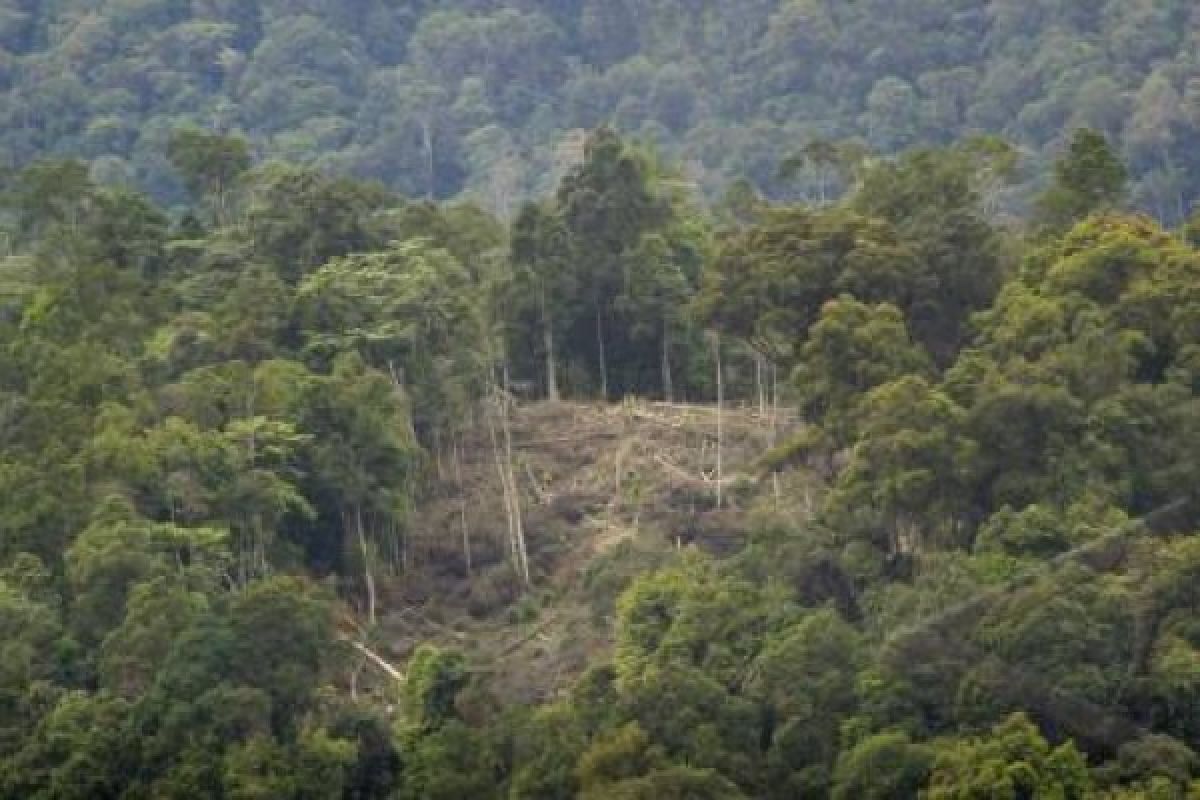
4, 96, 1200, 795
3, 0, 1200, 220
371, 399, 807, 704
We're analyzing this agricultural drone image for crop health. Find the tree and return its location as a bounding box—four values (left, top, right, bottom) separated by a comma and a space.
862, 77, 919, 151
832, 376, 976, 555
556, 127, 672, 398
510, 202, 573, 401
296, 237, 486, 440
0, 691, 136, 800
576, 722, 668, 792
974, 501, 1128, 561
830, 732, 932, 800
777, 139, 861, 207
0, 576, 61, 698
302, 355, 418, 624
3, 159, 96, 245
793, 296, 931, 444
240, 164, 389, 281
616, 226, 704, 401
507, 706, 588, 800
695, 207, 916, 365
923, 714, 1091, 800
397, 721, 499, 800
1037, 129, 1128, 233
222, 728, 357, 800
64, 496, 228, 646
748, 610, 863, 796
86, 186, 169, 275
615, 555, 777, 691
581, 766, 747, 800
226, 576, 334, 731
401, 645, 469, 735
98, 578, 208, 698
166, 129, 252, 225
851, 146, 1006, 362
964, 375, 1087, 513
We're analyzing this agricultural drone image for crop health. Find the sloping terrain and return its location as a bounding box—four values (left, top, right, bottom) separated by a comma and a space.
375, 399, 809, 702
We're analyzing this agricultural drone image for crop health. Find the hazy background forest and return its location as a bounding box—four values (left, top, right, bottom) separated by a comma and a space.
3, 0, 1200, 220
5, 1, 1200, 799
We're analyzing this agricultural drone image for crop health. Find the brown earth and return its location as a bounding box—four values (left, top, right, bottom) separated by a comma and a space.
362, 399, 813, 704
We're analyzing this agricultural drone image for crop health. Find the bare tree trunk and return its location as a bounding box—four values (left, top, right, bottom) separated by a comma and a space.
214, 176, 225, 227
453, 437, 472, 577
499, 391, 530, 585
355, 505, 377, 627
386, 518, 400, 574
541, 286, 559, 402
771, 360, 779, 440
343, 639, 405, 684
237, 522, 247, 588
349, 658, 363, 701
255, 516, 268, 576
486, 385, 529, 586
421, 118, 436, 201
661, 319, 673, 402
401, 523, 408, 571
595, 304, 609, 401
433, 427, 444, 481
755, 350, 766, 418
1162, 145, 1186, 224
714, 333, 724, 510
485, 397, 518, 571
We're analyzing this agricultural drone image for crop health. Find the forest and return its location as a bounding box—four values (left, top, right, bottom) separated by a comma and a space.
2, 115, 1200, 797
4, 0, 1200, 222
3, 2, 1200, 800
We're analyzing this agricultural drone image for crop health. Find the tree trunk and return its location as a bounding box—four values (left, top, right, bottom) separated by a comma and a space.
486, 386, 529, 586
433, 427, 444, 481
770, 360, 779, 440
714, 333, 723, 510
499, 391, 530, 585
214, 176, 225, 227
254, 516, 268, 576
453, 437, 472, 577
755, 351, 766, 418
541, 285, 559, 402
421, 118, 436, 201
355, 505, 377, 627
485, 397, 518, 570
1162, 144, 1186, 224
343, 639, 405, 684
661, 319, 673, 402
386, 518, 400, 574
595, 304, 609, 401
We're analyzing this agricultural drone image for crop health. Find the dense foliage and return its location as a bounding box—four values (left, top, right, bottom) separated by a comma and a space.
5, 0, 1200, 222
3, 109, 1200, 798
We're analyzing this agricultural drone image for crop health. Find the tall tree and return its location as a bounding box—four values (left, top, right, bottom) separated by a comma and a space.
166, 129, 252, 226
556, 128, 670, 399
1036, 128, 1128, 233
510, 202, 573, 401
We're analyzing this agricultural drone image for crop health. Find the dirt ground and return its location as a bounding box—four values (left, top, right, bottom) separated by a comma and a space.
366, 398, 809, 703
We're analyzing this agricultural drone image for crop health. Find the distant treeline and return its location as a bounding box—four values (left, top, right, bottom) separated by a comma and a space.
3, 0, 1200, 221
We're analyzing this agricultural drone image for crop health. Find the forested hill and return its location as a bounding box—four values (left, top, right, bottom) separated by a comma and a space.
4, 112, 1200, 795
3, 0, 1200, 219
